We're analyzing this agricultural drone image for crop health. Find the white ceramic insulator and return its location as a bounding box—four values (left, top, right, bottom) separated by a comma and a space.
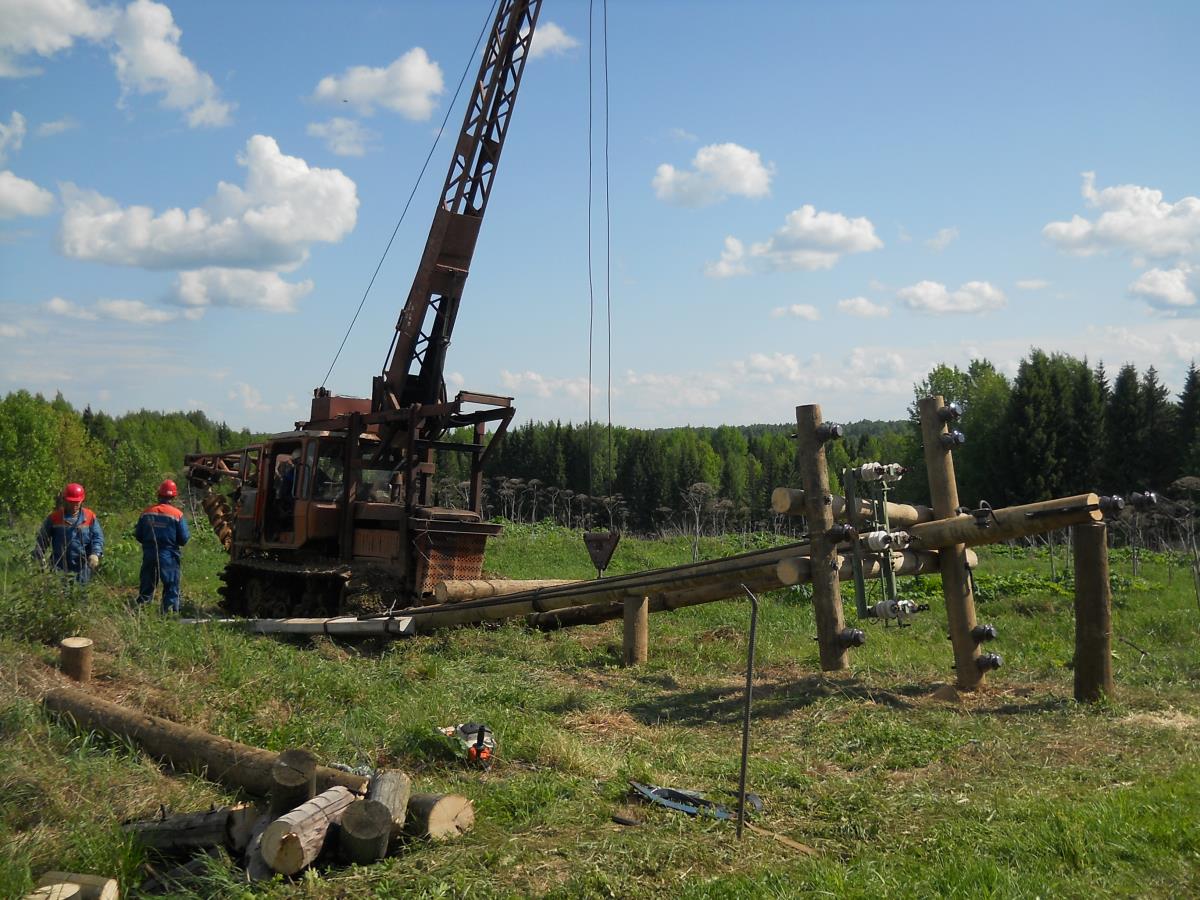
864, 530, 893, 552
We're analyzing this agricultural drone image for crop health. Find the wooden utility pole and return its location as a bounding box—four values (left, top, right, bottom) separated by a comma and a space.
795, 404, 848, 671
622, 594, 649, 666
42, 687, 367, 796
1073, 522, 1115, 702
918, 396, 984, 690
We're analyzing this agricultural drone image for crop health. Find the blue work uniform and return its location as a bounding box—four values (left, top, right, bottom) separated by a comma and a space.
34, 507, 104, 583
134, 501, 191, 612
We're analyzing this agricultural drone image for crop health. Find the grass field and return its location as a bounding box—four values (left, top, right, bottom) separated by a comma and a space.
1, 514, 1198, 898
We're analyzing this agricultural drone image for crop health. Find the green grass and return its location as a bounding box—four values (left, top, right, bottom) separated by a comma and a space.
0, 516, 1198, 897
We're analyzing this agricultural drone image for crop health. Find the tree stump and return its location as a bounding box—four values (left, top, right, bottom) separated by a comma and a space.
260, 785, 356, 875
338, 799, 392, 864
268, 748, 318, 818
404, 793, 475, 841
59, 637, 93, 684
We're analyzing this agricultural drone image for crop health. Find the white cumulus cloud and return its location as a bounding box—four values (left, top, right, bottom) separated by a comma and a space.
307, 117, 377, 157
111, 0, 233, 127
653, 143, 773, 207
837, 296, 889, 318
529, 22, 579, 59
499, 369, 593, 402
898, 280, 1006, 314
229, 381, 270, 412
0, 0, 116, 77
704, 236, 749, 278
1044, 172, 1200, 259
0, 169, 54, 218
770, 303, 820, 320
313, 48, 443, 119
926, 226, 959, 251
1128, 264, 1198, 316
707, 204, 883, 276
0, 111, 26, 164
1, 1, 230, 128
59, 134, 359, 270
174, 268, 314, 315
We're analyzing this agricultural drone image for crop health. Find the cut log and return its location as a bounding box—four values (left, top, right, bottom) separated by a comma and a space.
24, 884, 80, 900
771, 487, 934, 528
268, 748, 317, 818
337, 799, 392, 864
365, 769, 412, 839
59, 637, 93, 684
34, 874, 117, 900
249, 616, 415, 637
905, 493, 1103, 551
434, 578, 577, 603
404, 793, 475, 841
260, 785, 356, 875
125, 804, 254, 852
774, 548, 978, 586
42, 686, 367, 797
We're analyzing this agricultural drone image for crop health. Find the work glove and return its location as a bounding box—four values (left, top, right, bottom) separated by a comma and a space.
88, 554, 101, 571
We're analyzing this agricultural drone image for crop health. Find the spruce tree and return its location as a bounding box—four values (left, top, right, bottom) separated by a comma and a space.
1102, 364, 1142, 493
1139, 366, 1178, 489
1176, 362, 1200, 476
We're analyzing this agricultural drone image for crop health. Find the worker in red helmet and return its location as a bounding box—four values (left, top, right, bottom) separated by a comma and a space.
33, 482, 104, 583
134, 479, 191, 612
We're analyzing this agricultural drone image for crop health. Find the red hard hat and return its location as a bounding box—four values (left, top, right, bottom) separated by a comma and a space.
158, 479, 178, 499
64, 483, 85, 502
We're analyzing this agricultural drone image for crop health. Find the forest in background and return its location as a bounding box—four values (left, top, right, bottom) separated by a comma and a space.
1, 349, 1198, 534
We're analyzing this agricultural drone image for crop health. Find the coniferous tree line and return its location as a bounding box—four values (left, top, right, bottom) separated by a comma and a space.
1, 350, 1197, 534
439, 351, 1200, 534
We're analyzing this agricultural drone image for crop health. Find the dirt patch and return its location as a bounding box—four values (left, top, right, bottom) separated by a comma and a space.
563, 707, 645, 737
1123, 708, 1198, 731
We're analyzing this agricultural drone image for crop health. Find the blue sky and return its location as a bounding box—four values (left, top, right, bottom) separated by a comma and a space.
1, 0, 1198, 432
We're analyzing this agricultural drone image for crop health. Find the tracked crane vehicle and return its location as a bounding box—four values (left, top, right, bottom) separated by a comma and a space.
185, 1, 543, 616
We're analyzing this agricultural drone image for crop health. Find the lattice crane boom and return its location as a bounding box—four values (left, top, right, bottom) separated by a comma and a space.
378, 0, 543, 413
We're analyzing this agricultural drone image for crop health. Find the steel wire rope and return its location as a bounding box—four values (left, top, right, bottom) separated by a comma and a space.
585, 0, 613, 510
585, 0, 596, 503
603, 0, 613, 505
320, 0, 502, 389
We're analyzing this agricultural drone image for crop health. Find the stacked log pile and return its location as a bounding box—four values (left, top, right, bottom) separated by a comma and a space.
42, 686, 474, 887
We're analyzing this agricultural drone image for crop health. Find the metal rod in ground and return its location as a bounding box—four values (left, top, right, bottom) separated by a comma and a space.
737, 584, 759, 840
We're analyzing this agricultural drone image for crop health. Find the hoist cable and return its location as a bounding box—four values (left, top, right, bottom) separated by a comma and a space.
585, 0, 596, 501
321, 0, 501, 389
603, 0, 613, 496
